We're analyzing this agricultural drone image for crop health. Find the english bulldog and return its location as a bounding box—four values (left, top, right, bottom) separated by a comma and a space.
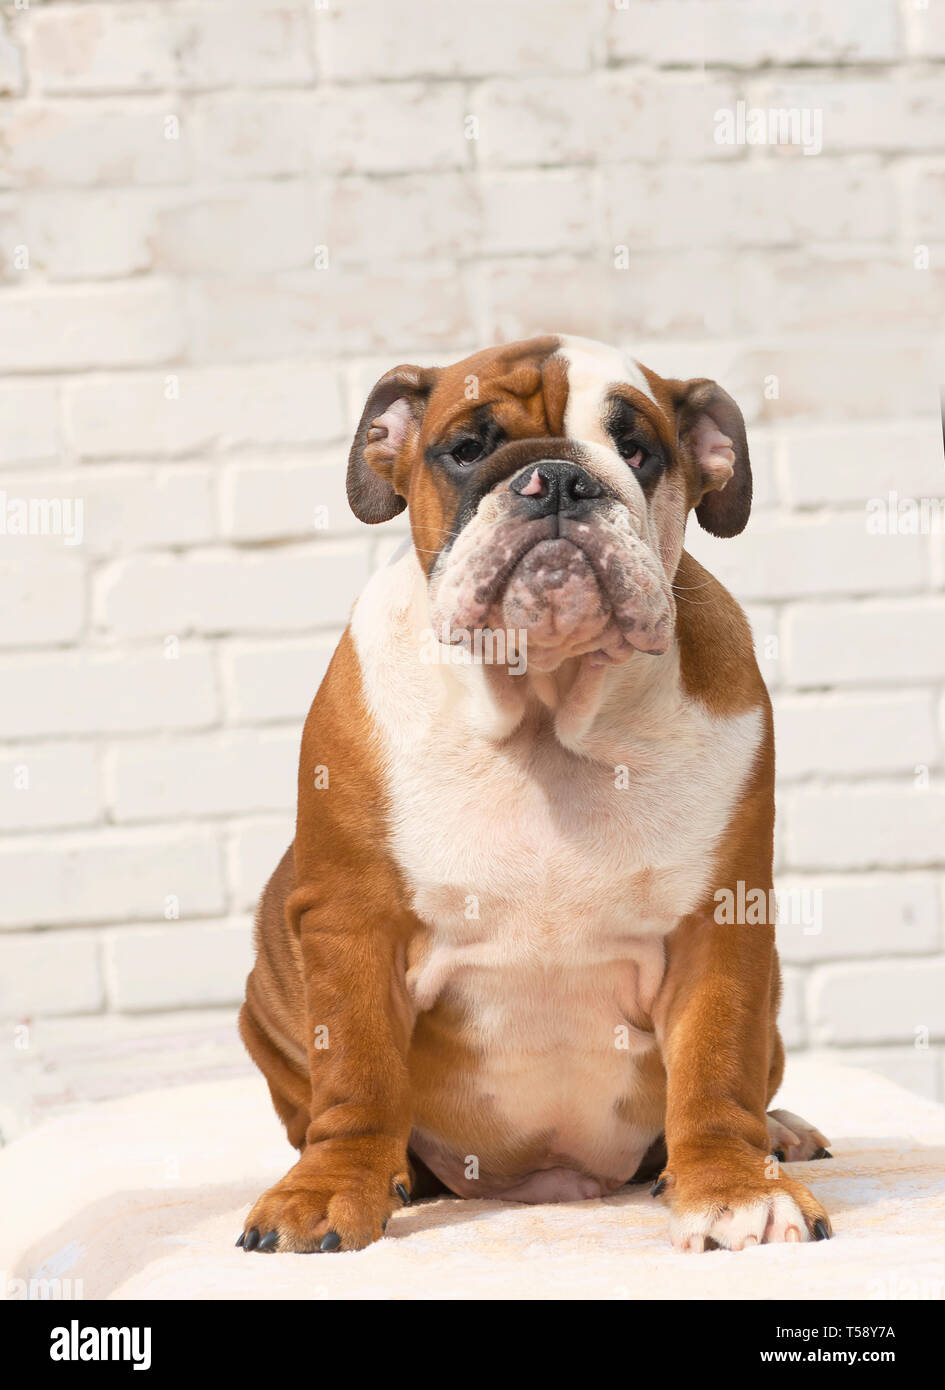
238, 334, 833, 1255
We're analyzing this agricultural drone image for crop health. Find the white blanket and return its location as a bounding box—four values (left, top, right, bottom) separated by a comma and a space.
3, 1059, 944, 1301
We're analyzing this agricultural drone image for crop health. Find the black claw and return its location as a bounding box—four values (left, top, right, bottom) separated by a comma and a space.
320, 1230, 342, 1252
235, 1231, 245, 1247
813, 1219, 831, 1242
395, 1182, 410, 1205
258, 1229, 279, 1252
650, 1176, 667, 1198
382, 1219, 389, 1234
812, 1147, 833, 1160
773, 1149, 786, 1163
244, 1227, 260, 1252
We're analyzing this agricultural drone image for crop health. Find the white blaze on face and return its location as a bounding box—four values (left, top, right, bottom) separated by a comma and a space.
553, 336, 689, 586
554, 336, 665, 514
557, 335, 658, 450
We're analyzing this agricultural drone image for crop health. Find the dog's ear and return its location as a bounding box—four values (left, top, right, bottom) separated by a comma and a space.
347, 365, 437, 524
670, 378, 752, 538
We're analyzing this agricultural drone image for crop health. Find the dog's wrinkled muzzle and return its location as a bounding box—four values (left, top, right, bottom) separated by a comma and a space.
428, 466, 675, 671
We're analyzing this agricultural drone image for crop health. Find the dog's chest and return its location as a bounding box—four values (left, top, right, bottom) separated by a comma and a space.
401, 752, 684, 958
387, 701, 761, 1014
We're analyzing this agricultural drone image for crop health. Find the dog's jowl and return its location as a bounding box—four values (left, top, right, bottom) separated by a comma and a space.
238, 335, 833, 1255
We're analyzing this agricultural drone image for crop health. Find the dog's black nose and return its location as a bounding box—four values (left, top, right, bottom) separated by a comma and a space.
509, 460, 605, 518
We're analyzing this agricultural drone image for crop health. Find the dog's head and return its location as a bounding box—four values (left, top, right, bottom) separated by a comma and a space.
347, 336, 751, 673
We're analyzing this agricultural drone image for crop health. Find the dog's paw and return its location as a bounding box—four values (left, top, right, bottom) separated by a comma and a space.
238, 1137, 410, 1254
655, 1147, 832, 1252
767, 1107, 832, 1163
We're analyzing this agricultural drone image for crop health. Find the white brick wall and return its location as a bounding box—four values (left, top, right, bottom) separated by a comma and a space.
1, 0, 944, 1115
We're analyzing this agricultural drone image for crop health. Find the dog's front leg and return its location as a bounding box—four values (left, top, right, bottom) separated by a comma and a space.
241, 891, 415, 1254
653, 907, 831, 1252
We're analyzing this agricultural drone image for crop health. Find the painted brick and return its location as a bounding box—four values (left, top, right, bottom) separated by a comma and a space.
191, 92, 314, 180
0, 743, 102, 833
782, 423, 945, 508
604, 163, 897, 250
779, 966, 807, 1049
0, 548, 86, 647
744, 603, 783, 691
104, 919, 253, 1011
724, 339, 939, 423
0, 931, 104, 1018
320, 0, 594, 81
776, 873, 941, 964
65, 365, 345, 459
96, 544, 371, 638
27, 3, 314, 94
316, 83, 469, 175
152, 182, 323, 275
0, 826, 225, 929
220, 637, 337, 723
774, 692, 941, 779
0, 99, 192, 188
785, 600, 945, 688
107, 729, 298, 822
785, 786, 945, 871
0, 381, 60, 469
220, 454, 357, 542
0, 281, 183, 372
476, 74, 740, 169
687, 512, 927, 603
478, 170, 597, 256
607, 1, 902, 67
4, 188, 156, 280
908, 6, 945, 59
758, 75, 945, 155
172, 4, 315, 90
228, 817, 295, 913
0, 648, 218, 739
0, 18, 23, 97
27, 5, 177, 95
0, 466, 216, 555
185, 267, 472, 362
809, 959, 945, 1045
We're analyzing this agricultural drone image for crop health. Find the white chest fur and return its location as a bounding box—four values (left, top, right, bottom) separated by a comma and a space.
351, 554, 763, 1190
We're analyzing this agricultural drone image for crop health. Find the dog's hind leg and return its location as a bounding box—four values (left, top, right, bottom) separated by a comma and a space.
239, 844, 313, 1152
240, 999, 311, 1151
764, 1027, 832, 1162
767, 1109, 832, 1163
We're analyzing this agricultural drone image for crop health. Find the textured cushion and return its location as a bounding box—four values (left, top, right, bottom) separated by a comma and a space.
2, 1058, 944, 1301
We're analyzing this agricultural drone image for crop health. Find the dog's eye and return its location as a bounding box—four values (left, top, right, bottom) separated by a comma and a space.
617, 438, 647, 469
451, 438, 484, 465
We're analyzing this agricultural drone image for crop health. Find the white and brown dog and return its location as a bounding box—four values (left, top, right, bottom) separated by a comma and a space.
238, 334, 832, 1255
